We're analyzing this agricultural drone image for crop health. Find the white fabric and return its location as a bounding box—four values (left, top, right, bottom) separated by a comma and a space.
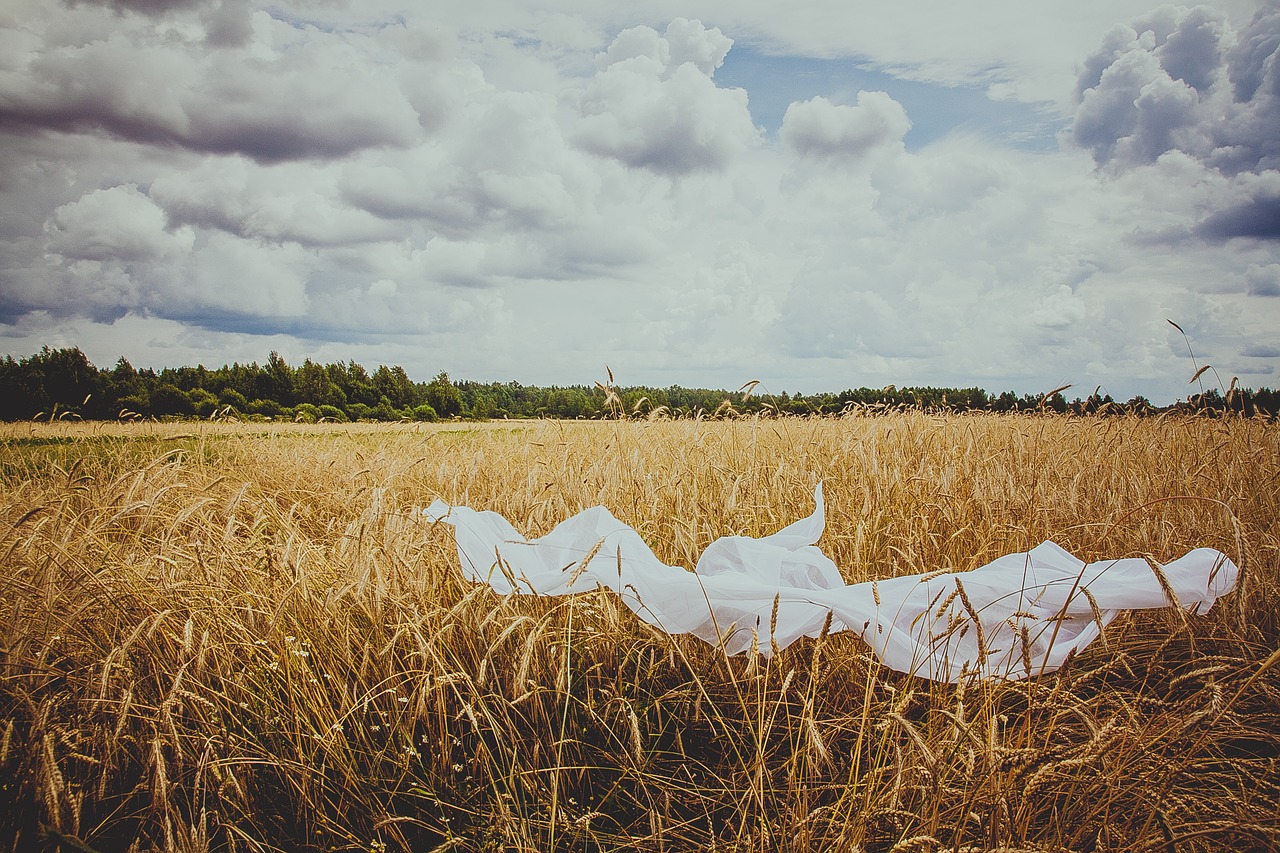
424, 485, 1238, 682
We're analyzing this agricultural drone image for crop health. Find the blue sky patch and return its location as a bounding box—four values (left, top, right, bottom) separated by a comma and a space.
716, 46, 1064, 151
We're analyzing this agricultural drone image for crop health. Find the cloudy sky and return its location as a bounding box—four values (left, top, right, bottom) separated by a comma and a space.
1, 0, 1277, 402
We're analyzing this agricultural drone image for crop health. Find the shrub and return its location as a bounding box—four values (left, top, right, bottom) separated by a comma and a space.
219, 388, 250, 410
373, 396, 402, 421
188, 388, 219, 418
294, 403, 321, 423
248, 398, 282, 417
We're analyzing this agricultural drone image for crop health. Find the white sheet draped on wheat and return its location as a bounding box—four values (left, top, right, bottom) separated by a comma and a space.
424, 485, 1237, 682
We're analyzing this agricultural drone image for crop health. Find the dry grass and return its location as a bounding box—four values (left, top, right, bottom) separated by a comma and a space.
0, 413, 1277, 852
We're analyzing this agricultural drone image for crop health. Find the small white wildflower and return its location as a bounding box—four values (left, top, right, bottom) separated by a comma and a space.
397, 696, 408, 703
331, 723, 344, 731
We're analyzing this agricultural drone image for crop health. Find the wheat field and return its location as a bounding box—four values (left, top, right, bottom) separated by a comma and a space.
1, 414, 1277, 852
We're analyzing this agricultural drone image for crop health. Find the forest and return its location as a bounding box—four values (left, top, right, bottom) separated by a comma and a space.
2, 346, 1276, 422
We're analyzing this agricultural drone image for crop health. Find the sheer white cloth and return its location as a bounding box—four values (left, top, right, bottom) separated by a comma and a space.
424, 485, 1237, 682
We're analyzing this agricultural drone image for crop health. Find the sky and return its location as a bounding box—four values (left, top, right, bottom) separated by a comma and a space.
1, 0, 1278, 403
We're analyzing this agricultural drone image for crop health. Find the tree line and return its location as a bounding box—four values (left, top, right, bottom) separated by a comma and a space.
1, 347, 1276, 422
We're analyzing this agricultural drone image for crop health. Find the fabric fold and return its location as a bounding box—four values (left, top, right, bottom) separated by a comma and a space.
424, 485, 1238, 682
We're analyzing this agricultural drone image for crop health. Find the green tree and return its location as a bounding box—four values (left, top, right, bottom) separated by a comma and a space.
152, 383, 195, 417
546, 388, 593, 418
188, 387, 219, 417
424, 372, 462, 418
296, 359, 344, 407
373, 396, 403, 421
219, 388, 249, 411
214, 363, 259, 403
41, 346, 100, 413
991, 391, 1019, 412
1043, 391, 1069, 413
0, 355, 45, 419
373, 365, 417, 409
330, 361, 378, 408
104, 358, 148, 416
259, 351, 295, 406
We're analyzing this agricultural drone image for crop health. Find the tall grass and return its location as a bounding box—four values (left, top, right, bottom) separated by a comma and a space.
1, 414, 1277, 852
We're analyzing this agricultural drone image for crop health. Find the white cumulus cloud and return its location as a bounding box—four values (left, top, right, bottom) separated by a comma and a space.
574, 19, 759, 175
49, 185, 192, 263
780, 92, 911, 164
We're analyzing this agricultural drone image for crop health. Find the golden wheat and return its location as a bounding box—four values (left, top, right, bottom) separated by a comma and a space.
0, 413, 1276, 852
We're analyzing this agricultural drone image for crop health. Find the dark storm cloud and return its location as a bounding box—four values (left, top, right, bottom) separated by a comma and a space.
1158, 6, 1229, 93
0, 19, 422, 163
65, 0, 207, 13
1073, 3, 1280, 174
202, 0, 255, 48
0, 89, 419, 165
1245, 264, 1280, 294
1227, 2, 1280, 101
0, 107, 411, 164
64, 0, 253, 47
1195, 186, 1280, 240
